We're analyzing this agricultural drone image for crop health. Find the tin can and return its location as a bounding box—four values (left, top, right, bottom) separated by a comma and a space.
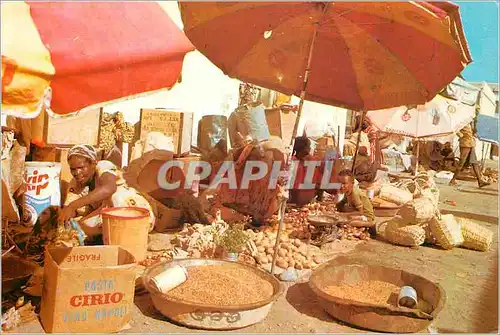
398, 286, 418, 308
23, 162, 62, 226
149, 265, 188, 294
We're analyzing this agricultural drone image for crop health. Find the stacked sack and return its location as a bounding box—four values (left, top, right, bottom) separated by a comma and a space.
383, 196, 438, 247
381, 172, 493, 252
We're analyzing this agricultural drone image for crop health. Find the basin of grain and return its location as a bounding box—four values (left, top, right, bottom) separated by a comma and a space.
143, 258, 282, 330
309, 263, 445, 333
166, 265, 274, 305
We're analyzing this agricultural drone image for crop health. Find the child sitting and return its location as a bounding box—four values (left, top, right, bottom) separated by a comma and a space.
335, 169, 375, 230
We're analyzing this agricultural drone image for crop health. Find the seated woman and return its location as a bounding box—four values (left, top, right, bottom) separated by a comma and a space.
353, 146, 377, 183
335, 169, 375, 229
289, 136, 322, 207
429, 141, 444, 171
58, 145, 155, 237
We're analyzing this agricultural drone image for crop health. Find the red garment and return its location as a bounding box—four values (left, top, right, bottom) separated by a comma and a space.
365, 125, 378, 164
292, 155, 322, 190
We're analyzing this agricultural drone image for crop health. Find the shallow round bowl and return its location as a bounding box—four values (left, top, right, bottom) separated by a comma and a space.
142, 258, 282, 330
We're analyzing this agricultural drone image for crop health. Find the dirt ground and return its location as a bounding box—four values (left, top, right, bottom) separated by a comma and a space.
10, 169, 499, 334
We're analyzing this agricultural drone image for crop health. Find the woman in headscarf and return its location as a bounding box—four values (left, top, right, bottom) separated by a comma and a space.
58, 145, 155, 237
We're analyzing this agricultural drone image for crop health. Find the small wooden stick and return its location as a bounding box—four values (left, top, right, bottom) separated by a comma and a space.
270, 200, 287, 275
4, 229, 23, 254
2, 245, 15, 257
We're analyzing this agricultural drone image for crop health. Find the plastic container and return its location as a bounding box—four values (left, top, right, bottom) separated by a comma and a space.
23, 162, 61, 226
149, 265, 188, 293
398, 286, 418, 308
101, 207, 151, 261
224, 252, 239, 262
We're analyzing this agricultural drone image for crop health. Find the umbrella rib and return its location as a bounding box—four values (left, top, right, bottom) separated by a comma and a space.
222, 9, 318, 82
323, 11, 366, 110
335, 14, 432, 103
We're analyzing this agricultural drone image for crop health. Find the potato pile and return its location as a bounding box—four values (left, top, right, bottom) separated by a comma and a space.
248, 230, 322, 270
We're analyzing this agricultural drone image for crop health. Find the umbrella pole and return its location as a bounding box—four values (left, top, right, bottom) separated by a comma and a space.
276, 7, 327, 276
289, 19, 322, 147
271, 17, 321, 276
337, 125, 341, 150
270, 199, 287, 275
351, 110, 366, 173
415, 140, 420, 176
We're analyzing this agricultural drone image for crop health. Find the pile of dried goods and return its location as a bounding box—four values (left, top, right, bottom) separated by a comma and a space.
324, 281, 400, 306
99, 112, 135, 155
483, 168, 498, 183
281, 203, 370, 242
166, 265, 274, 306
170, 220, 229, 259
139, 251, 174, 268
1, 297, 37, 331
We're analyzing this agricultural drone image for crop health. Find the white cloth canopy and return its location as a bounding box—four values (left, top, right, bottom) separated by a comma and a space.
367, 95, 475, 139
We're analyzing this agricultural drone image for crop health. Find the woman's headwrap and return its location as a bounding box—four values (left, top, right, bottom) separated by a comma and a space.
68, 145, 98, 163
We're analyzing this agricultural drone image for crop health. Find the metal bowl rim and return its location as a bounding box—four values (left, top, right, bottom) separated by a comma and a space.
308, 263, 446, 318
143, 258, 283, 311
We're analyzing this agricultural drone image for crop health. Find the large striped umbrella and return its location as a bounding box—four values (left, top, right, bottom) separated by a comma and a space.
179, 1, 471, 274
1, 1, 194, 118
180, 2, 471, 113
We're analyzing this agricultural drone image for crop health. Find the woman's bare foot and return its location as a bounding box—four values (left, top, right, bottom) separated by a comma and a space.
449, 179, 457, 186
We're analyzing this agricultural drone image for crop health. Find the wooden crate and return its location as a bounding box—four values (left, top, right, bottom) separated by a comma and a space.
265, 106, 297, 146
33, 108, 102, 147
138, 109, 193, 156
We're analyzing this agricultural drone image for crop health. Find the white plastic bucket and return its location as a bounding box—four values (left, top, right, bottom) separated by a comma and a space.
23, 162, 62, 226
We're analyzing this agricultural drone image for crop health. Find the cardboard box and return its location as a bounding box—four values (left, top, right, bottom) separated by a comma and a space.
138, 109, 193, 155
32, 108, 102, 147
265, 107, 297, 147
40, 246, 136, 333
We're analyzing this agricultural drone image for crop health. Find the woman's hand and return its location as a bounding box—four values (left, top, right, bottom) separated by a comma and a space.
58, 204, 77, 224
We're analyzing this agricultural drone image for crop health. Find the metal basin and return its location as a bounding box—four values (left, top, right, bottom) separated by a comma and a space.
309, 263, 446, 333
142, 258, 282, 330
307, 214, 346, 227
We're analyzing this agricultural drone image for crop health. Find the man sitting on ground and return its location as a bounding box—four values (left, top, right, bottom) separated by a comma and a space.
335, 169, 375, 232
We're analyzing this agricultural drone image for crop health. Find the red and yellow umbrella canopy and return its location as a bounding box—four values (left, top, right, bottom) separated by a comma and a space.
1, 1, 194, 118
180, 1, 472, 111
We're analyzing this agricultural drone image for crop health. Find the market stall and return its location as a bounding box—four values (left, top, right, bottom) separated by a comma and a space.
3, 1, 494, 334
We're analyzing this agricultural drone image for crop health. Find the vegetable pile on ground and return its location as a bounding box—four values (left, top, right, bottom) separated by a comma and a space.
482, 168, 498, 183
